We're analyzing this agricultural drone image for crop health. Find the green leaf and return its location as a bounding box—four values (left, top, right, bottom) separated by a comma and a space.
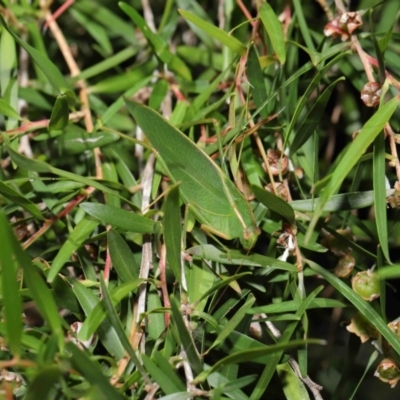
0, 211, 23, 357
170, 294, 203, 375
247, 45, 268, 119
49, 94, 69, 132
16, 243, 63, 348
98, 275, 150, 381
58, 127, 119, 154
186, 245, 296, 272
178, 9, 247, 56
0, 14, 71, 92
209, 294, 255, 352
24, 367, 62, 400
259, 3, 286, 64
48, 218, 99, 283
290, 77, 345, 155
248, 298, 346, 314
80, 202, 156, 233
193, 339, 325, 384
0, 180, 44, 220
306, 96, 400, 242
69, 279, 125, 360
107, 230, 139, 282
252, 186, 295, 225
290, 189, 395, 212
119, 2, 192, 81
277, 362, 311, 400
78, 279, 143, 342
164, 184, 183, 285
2, 135, 127, 201
308, 261, 400, 356
142, 354, 185, 394
373, 132, 390, 262
0, 97, 21, 120
65, 342, 125, 400
124, 99, 259, 249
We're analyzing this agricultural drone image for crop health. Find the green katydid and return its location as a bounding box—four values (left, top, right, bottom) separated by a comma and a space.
124, 99, 260, 250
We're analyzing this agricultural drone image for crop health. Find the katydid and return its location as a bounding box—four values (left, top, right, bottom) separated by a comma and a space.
124, 99, 260, 250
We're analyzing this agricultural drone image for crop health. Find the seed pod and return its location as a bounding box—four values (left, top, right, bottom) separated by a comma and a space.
374, 358, 400, 388
382, 319, 400, 357
334, 254, 355, 278
352, 270, 380, 301
361, 82, 382, 107
346, 311, 380, 343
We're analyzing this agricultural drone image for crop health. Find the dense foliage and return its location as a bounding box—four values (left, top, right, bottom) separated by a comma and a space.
1, 0, 400, 399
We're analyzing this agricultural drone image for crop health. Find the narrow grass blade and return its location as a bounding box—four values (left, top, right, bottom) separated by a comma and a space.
24, 367, 62, 400
259, 3, 286, 64
0, 15, 71, 91
277, 362, 310, 400
178, 9, 246, 56
0, 98, 21, 120
80, 202, 156, 233
48, 218, 99, 283
164, 184, 183, 285
252, 186, 295, 225
308, 260, 400, 356
49, 94, 69, 132
194, 339, 325, 384
373, 132, 390, 262
65, 342, 126, 400
0, 211, 23, 357
170, 294, 203, 375
108, 230, 139, 282
0, 180, 44, 220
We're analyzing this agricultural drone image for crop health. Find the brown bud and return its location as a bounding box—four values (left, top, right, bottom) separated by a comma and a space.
265, 149, 289, 176
334, 254, 355, 278
361, 82, 382, 107
324, 12, 362, 41
346, 311, 380, 343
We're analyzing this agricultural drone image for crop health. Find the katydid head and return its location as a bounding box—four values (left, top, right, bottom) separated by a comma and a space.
240, 226, 261, 250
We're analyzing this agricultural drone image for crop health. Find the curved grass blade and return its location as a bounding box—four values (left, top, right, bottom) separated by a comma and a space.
306, 96, 400, 243
125, 99, 259, 249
